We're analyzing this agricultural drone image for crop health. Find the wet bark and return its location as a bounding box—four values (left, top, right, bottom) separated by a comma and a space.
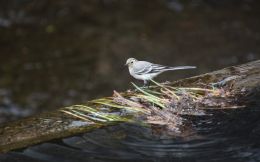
0, 60, 259, 153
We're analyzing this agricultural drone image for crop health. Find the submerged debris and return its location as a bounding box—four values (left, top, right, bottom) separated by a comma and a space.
61, 79, 244, 135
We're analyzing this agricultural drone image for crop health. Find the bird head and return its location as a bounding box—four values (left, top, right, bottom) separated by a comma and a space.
125, 58, 138, 67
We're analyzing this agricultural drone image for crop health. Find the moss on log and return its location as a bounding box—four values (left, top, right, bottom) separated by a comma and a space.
175, 60, 260, 92
0, 111, 106, 153
0, 60, 259, 153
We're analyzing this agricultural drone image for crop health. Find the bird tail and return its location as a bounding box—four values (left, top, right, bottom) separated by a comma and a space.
166, 66, 196, 71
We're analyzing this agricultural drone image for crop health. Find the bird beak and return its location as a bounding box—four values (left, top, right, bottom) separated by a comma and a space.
125, 63, 128, 66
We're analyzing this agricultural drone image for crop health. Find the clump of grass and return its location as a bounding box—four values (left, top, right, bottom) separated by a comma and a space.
130, 79, 238, 112
61, 79, 243, 134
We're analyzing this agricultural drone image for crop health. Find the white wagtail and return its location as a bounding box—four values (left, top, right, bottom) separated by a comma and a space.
125, 58, 196, 86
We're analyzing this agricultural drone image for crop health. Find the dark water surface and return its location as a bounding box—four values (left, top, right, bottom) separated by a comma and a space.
0, 0, 260, 161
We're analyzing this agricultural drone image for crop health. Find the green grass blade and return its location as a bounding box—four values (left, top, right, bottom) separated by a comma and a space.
131, 82, 161, 100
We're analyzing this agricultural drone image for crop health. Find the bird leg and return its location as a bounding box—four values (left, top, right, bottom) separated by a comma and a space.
143, 80, 150, 88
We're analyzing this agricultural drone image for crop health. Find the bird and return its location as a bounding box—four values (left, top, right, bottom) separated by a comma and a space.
125, 58, 196, 86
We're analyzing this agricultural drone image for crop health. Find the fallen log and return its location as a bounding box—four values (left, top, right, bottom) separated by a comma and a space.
0, 60, 259, 153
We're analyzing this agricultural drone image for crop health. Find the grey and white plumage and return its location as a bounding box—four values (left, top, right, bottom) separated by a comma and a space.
125, 58, 196, 85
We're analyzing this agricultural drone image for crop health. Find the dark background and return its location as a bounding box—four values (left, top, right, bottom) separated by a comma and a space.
0, 0, 259, 123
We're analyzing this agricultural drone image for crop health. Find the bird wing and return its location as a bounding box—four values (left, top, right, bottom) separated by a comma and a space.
132, 61, 153, 75
150, 64, 169, 73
